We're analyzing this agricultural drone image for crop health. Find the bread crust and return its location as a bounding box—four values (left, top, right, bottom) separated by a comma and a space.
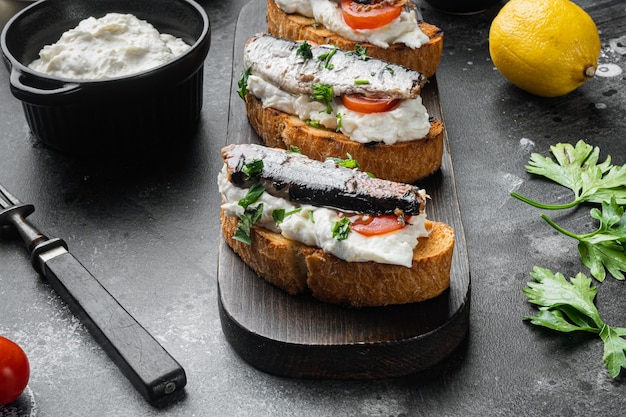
245, 94, 444, 183
266, 0, 444, 78
221, 210, 454, 307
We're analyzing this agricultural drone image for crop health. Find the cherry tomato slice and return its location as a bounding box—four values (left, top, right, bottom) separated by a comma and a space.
341, 0, 403, 30
341, 94, 401, 113
349, 214, 409, 236
0, 336, 30, 405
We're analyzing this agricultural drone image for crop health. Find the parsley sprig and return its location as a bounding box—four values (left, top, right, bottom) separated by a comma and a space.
330, 153, 360, 170
513, 140, 626, 281
272, 208, 302, 226
311, 82, 334, 114
523, 266, 626, 378
346, 44, 369, 61
237, 67, 252, 100
331, 217, 352, 240
233, 162, 265, 245
296, 41, 313, 60
317, 45, 338, 70
540, 197, 626, 281
512, 140, 626, 210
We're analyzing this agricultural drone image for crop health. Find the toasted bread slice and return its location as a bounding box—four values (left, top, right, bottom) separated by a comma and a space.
221, 210, 454, 307
266, 0, 444, 78
245, 94, 444, 183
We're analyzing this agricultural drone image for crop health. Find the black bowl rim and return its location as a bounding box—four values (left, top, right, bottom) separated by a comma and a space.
1, 0, 210, 85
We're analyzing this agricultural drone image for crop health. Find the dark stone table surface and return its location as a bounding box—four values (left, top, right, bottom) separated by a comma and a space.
0, 0, 625, 415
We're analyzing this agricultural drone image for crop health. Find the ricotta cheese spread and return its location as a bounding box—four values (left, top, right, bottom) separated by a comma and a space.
274, 0, 429, 49
218, 166, 428, 267
28, 13, 190, 79
247, 75, 432, 144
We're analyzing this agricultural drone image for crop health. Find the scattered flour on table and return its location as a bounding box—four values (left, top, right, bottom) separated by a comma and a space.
519, 137, 535, 153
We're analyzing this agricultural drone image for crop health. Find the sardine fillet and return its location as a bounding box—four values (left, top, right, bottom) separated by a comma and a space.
222, 143, 427, 215
243, 33, 425, 99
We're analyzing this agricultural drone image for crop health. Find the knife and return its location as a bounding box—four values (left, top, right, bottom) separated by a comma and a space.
0, 183, 186, 404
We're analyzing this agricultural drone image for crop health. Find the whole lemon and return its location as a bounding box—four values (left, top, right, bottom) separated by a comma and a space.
489, 0, 601, 97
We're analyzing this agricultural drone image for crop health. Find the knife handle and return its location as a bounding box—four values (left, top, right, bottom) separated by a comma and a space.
31, 238, 186, 403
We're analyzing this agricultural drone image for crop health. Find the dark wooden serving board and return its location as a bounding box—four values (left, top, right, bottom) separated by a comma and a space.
217, 0, 471, 379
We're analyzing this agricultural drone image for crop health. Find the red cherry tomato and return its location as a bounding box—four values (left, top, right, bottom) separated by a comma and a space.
0, 336, 30, 405
341, 0, 403, 30
349, 214, 409, 236
341, 94, 401, 113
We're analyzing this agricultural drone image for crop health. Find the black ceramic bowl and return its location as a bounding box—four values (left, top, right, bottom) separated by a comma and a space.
1, 0, 210, 156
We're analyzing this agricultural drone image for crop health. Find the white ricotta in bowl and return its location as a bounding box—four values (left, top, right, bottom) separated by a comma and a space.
28, 13, 191, 79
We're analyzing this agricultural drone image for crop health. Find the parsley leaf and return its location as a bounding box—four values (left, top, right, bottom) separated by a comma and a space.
287, 145, 302, 153
311, 83, 334, 114
234, 203, 263, 245
523, 266, 626, 378
330, 153, 360, 170
238, 182, 265, 209
317, 45, 337, 70
347, 44, 369, 61
272, 208, 302, 226
540, 197, 626, 281
237, 67, 252, 101
331, 217, 351, 240
335, 113, 343, 132
600, 325, 626, 379
241, 159, 263, 180
512, 140, 626, 210
306, 119, 321, 128
234, 183, 265, 245
296, 41, 313, 60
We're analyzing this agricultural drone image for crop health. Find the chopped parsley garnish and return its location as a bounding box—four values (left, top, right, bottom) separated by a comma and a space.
237, 67, 252, 100
311, 83, 334, 114
234, 182, 265, 245
296, 41, 313, 60
238, 182, 265, 209
234, 203, 263, 245
306, 119, 322, 128
331, 217, 352, 240
318, 45, 338, 70
347, 44, 369, 61
272, 208, 302, 226
336, 113, 343, 132
331, 153, 360, 170
287, 145, 302, 153
384, 66, 395, 75
241, 159, 263, 180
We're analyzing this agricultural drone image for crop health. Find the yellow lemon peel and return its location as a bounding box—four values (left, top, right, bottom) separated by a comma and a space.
489, 0, 601, 97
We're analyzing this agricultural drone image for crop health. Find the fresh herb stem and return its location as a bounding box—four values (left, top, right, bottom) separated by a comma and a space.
539, 213, 584, 240
511, 191, 580, 210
